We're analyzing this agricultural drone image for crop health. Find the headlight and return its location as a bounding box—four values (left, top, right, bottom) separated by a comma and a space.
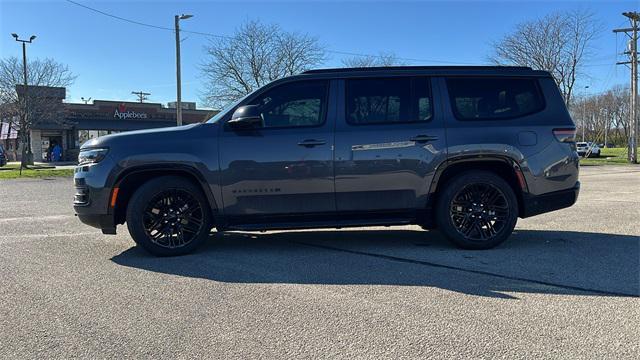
78, 148, 109, 165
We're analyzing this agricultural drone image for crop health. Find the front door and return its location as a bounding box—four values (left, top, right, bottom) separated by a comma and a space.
219, 79, 336, 220
334, 76, 447, 213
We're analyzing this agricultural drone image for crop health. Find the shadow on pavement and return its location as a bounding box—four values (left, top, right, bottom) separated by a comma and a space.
112, 229, 639, 299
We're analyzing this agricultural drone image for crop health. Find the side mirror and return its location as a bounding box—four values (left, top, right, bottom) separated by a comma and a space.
228, 105, 264, 129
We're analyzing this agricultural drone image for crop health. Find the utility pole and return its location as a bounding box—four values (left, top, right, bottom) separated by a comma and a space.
11, 33, 36, 173
175, 14, 193, 126
131, 91, 151, 103
614, 11, 639, 164
582, 86, 589, 142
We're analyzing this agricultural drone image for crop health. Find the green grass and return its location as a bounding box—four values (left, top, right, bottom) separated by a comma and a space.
0, 167, 74, 179
580, 147, 636, 166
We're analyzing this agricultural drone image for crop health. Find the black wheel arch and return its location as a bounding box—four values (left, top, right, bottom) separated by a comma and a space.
111, 164, 218, 226
427, 156, 529, 223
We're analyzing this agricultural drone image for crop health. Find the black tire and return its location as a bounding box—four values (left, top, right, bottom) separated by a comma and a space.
436, 171, 518, 250
126, 176, 212, 256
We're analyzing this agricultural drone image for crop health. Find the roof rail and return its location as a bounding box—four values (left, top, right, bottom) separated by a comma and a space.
302, 65, 533, 74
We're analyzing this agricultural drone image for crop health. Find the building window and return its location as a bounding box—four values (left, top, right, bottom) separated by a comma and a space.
77, 130, 124, 147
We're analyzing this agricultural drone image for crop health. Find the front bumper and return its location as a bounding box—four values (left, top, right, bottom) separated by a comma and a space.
76, 214, 117, 234
520, 182, 580, 218
73, 157, 118, 234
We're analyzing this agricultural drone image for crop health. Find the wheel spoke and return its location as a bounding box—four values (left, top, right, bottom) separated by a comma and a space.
142, 188, 205, 249
449, 182, 510, 242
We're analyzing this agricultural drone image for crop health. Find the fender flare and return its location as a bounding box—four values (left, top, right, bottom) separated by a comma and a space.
428, 154, 529, 197
111, 163, 220, 213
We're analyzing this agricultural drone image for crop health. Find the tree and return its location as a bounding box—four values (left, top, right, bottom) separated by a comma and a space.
0, 57, 75, 168
572, 85, 630, 149
490, 9, 600, 108
341, 51, 404, 68
201, 20, 326, 108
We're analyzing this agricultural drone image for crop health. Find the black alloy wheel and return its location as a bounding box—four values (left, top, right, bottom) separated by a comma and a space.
436, 171, 518, 249
142, 189, 205, 249
449, 183, 510, 242
126, 176, 212, 256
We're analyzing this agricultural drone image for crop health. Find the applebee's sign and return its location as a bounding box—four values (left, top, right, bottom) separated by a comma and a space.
114, 103, 148, 119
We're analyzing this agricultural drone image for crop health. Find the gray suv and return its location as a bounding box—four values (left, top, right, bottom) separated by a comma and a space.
74, 66, 580, 256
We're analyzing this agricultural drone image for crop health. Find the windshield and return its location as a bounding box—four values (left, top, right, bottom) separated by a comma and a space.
206, 91, 257, 124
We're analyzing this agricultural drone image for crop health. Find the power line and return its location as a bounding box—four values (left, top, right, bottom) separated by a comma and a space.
66, 0, 176, 32
64, 0, 477, 65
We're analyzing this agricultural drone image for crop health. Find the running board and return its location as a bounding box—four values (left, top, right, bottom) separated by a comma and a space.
224, 218, 414, 232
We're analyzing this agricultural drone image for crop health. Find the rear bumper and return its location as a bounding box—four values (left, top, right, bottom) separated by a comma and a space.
521, 182, 580, 218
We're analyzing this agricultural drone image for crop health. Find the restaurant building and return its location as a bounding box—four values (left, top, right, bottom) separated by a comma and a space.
0, 86, 216, 162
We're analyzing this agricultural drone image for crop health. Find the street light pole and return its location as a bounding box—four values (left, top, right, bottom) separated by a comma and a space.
11, 33, 36, 171
175, 14, 193, 126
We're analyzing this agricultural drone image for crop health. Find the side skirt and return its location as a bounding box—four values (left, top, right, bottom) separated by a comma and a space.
216, 209, 431, 232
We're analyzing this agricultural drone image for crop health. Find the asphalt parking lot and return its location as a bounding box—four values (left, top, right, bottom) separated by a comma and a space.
1, 166, 638, 359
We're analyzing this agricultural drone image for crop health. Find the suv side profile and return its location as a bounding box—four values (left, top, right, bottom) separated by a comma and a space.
74, 66, 580, 256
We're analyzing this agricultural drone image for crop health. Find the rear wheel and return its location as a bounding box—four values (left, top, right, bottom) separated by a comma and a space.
126, 176, 212, 256
436, 171, 518, 249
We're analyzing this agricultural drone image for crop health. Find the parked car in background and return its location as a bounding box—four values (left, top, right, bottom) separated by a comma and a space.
73, 66, 580, 256
576, 142, 600, 157
0, 144, 7, 167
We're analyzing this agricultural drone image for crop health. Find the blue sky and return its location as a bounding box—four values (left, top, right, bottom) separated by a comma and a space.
0, 0, 636, 109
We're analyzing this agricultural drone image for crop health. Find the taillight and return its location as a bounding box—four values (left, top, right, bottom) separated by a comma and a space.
553, 128, 576, 143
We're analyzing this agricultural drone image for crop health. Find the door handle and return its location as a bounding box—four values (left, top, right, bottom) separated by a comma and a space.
410, 135, 438, 143
297, 139, 326, 147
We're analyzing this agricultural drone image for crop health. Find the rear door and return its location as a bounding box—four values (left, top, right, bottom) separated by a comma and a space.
333, 76, 447, 214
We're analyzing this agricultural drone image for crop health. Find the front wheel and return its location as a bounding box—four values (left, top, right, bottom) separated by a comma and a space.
436, 171, 518, 250
126, 176, 212, 256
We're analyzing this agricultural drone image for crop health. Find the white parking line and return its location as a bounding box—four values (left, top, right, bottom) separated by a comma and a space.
0, 215, 74, 222
0, 231, 99, 239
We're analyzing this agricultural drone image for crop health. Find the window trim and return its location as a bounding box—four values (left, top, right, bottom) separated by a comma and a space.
445, 76, 546, 121
225, 79, 330, 131
345, 76, 434, 126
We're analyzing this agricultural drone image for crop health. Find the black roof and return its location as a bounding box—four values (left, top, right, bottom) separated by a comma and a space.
303, 66, 533, 74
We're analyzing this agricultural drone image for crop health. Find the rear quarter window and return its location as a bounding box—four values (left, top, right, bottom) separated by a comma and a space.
446, 77, 545, 120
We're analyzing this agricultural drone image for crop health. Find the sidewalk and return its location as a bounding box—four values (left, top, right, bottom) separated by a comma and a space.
5, 161, 77, 170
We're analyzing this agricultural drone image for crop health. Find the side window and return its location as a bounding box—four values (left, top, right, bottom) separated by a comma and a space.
250, 80, 328, 128
346, 77, 432, 125
446, 77, 544, 120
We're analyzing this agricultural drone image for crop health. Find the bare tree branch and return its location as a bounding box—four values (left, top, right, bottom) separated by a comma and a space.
341, 51, 405, 68
490, 9, 600, 108
0, 57, 76, 167
201, 19, 326, 108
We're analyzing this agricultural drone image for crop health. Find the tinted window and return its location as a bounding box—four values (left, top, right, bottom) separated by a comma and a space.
346, 77, 432, 125
250, 80, 327, 128
446, 77, 544, 120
